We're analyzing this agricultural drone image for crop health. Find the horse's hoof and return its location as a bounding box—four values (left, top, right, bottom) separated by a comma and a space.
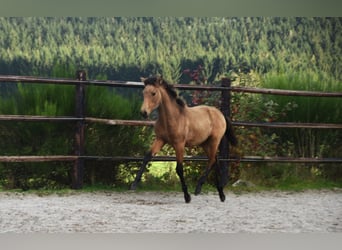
194, 186, 201, 196
184, 193, 191, 203
130, 183, 137, 190
219, 193, 226, 202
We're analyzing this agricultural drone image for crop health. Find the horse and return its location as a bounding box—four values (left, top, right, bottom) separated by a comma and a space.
130, 76, 237, 203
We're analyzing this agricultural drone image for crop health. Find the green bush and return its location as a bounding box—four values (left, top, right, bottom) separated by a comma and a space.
83, 85, 146, 186
261, 71, 342, 158
224, 70, 342, 188
0, 83, 75, 189
0, 80, 146, 190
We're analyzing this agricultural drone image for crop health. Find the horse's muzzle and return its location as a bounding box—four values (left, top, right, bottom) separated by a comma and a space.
141, 110, 148, 119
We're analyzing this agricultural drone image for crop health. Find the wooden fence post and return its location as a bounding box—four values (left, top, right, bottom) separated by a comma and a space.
219, 77, 231, 186
72, 70, 86, 189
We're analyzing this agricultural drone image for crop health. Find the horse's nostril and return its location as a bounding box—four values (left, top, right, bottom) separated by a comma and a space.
141, 111, 148, 118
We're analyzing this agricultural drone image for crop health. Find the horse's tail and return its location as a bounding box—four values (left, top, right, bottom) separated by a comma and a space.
218, 116, 237, 188
225, 117, 238, 146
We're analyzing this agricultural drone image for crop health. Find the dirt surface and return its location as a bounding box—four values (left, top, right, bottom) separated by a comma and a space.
0, 189, 341, 233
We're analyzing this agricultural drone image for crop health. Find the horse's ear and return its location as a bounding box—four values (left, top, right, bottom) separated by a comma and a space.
140, 77, 147, 83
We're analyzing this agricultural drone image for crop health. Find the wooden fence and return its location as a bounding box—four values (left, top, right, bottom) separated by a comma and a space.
0, 72, 342, 188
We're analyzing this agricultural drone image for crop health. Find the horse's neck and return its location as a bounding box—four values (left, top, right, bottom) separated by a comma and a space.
158, 90, 184, 127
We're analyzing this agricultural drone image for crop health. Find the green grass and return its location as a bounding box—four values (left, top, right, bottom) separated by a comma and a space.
265, 179, 342, 191
227, 181, 342, 196
1, 177, 341, 197
262, 71, 342, 124
260, 71, 342, 159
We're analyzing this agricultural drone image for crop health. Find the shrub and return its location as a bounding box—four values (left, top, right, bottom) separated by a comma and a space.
0, 80, 146, 189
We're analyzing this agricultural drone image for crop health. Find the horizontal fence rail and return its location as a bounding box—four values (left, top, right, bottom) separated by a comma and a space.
0, 115, 82, 122
1, 75, 342, 97
82, 155, 342, 164
0, 156, 77, 162
230, 86, 342, 97
232, 121, 342, 129
1, 115, 341, 129
0, 73, 341, 189
1, 155, 341, 164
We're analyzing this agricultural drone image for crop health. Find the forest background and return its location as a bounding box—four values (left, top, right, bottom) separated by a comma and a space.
0, 17, 341, 191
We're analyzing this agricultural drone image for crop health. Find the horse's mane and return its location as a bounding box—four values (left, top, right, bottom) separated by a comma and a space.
143, 77, 186, 108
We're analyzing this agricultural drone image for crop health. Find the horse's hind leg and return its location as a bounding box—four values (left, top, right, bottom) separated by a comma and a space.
195, 141, 217, 196
194, 157, 225, 202
194, 166, 213, 196
214, 159, 226, 202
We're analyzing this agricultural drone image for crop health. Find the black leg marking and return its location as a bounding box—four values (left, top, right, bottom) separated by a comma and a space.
176, 162, 191, 203
215, 160, 226, 202
195, 167, 212, 196
130, 151, 152, 190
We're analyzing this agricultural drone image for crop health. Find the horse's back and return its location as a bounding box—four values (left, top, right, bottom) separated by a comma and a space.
189, 105, 226, 127
185, 105, 226, 146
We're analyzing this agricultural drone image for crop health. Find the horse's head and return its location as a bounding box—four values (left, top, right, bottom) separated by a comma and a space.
140, 76, 163, 118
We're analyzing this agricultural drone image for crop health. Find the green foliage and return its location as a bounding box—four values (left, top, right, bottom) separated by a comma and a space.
261, 71, 342, 158
0, 81, 75, 189
0, 17, 341, 82
236, 163, 342, 191
83, 86, 146, 186
262, 71, 341, 123
0, 72, 145, 190
221, 70, 341, 188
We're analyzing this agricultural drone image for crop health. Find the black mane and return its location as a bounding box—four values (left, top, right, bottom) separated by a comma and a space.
143, 77, 186, 108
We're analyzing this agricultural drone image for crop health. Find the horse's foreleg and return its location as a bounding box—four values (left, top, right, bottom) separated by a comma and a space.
174, 144, 191, 203
176, 162, 191, 203
130, 151, 152, 190
130, 138, 164, 190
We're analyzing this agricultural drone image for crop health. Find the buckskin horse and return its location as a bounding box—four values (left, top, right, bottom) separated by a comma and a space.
130, 76, 237, 203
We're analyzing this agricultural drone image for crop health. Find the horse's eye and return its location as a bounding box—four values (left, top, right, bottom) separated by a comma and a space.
151, 92, 156, 96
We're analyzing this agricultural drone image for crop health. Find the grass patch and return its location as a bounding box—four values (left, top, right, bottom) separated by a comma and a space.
266, 179, 342, 191
1, 161, 341, 195
1, 179, 340, 196
227, 179, 342, 195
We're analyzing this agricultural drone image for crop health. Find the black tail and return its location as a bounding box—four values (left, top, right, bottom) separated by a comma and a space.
225, 117, 238, 146
217, 116, 237, 189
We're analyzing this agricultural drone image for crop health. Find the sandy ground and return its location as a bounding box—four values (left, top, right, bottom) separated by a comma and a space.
0, 189, 341, 233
